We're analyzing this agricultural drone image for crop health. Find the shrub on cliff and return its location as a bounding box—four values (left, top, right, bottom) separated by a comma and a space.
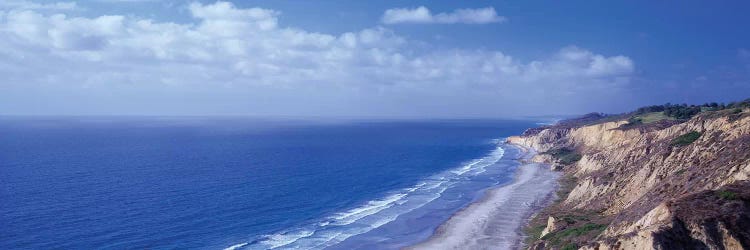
559, 153, 582, 165
671, 131, 702, 146
726, 98, 750, 109
717, 190, 737, 200
562, 243, 578, 250
630, 102, 747, 121
540, 223, 607, 248
619, 117, 643, 129
544, 148, 582, 165
664, 105, 702, 119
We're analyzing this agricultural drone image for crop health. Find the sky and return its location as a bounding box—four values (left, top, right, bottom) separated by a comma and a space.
1, 0, 749, 118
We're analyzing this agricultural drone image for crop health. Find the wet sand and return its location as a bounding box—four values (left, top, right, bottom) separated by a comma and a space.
408, 145, 559, 250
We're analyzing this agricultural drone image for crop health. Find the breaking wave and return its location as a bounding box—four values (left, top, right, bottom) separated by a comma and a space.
227, 139, 508, 250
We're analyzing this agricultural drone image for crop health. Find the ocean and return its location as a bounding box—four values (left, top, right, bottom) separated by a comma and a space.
0, 117, 538, 249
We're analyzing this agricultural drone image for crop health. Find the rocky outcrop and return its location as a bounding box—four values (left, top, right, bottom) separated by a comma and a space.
512, 110, 750, 249
540, 216, 559, 238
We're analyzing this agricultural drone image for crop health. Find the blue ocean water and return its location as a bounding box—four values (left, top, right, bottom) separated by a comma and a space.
0, 117, 537, 249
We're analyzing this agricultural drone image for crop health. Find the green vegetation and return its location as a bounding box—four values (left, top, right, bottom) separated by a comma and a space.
674, 169, 687, 176
620, 111, 676, 129
635, 104, 702, 120
639, 112, 673, 123
554, 113, 611, 128
631, 99, 750, 121
541, 223, 607, 248
627, 117, 643, 125
619, 117, 643, 129
726, 99, 750, 109
557, 98, 750, 131
664, 105, 702, 119
562, 243, 578, 250
559, 154, 582, 165
524, 224, 547, 244
545, 148, 582, 165
525, 209, 610, 249
670, 131, 702, 146
560, 214, 591, 224
552, 223, 607, 238
718, 190, 737, 200
555, 175, 578, 204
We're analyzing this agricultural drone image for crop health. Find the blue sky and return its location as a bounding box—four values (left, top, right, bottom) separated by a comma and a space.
1, 0, 749, 117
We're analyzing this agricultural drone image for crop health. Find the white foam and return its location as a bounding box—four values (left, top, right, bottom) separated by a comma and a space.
407, 182, 427, 192
224, 242, 248, 250
240, 138, 510, 250
270, 189, 436, 248
308, 231, 344, 249
452, 142, 505, 176
473, 147, 505, 175
263, 229, 315, 249
309, 187, 449, 249
422, 177, 448, 190
330, 203, 396, 226
329, 193, 407, 225
411, 162, 561, 250
451, 159, 481, 175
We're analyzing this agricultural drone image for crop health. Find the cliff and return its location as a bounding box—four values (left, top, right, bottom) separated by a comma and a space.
510, 107, 750, 249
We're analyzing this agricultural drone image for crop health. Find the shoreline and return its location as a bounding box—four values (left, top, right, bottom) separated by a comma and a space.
407, 143, 559, 250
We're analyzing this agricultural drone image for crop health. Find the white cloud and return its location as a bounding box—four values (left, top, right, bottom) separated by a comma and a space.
0, 1, 634, 116
381, 6, 505, 24
94, 0, 158, 2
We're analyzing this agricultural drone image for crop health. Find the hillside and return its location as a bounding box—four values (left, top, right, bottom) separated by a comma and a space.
508, 100, 750, 249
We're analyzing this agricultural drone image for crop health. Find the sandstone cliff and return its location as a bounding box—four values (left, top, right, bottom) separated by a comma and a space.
511, 108, 750, 249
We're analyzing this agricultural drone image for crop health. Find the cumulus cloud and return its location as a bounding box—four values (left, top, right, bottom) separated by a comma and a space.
381, 6, 505, 24
0, 1, 634, 116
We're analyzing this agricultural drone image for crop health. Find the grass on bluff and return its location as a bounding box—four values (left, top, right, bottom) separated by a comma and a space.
540, 223, 608, 248
555, 175, 578, 204
637, 112, 675, 123
523, 224, 547, 245
562, 243, 578, 250
717, 190, 738, 200
544, 148, 582, 165
525, 209, 609, 249
619, 111, 676, 129
568, 98, 750, 131
671, 131, 702, 146
674, 169, 687, 176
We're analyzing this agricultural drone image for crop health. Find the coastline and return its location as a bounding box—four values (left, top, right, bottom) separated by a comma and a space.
408, 143, 560, 249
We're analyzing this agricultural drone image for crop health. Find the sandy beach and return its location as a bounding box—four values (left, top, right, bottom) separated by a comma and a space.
408, 145, 560, 250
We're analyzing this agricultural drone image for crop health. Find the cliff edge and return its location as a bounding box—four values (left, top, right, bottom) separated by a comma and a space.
510, 102, 750, 250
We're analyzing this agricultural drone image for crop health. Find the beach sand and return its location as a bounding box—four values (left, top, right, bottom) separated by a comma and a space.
407, 145, 559, 250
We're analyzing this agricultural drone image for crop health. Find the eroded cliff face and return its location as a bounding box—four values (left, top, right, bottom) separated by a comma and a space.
510, 111, 750, 249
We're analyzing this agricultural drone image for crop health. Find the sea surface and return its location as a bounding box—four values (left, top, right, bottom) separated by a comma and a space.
0, 117, 538, 249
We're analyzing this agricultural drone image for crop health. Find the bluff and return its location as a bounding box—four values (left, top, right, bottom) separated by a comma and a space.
509, 104, 750, 249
